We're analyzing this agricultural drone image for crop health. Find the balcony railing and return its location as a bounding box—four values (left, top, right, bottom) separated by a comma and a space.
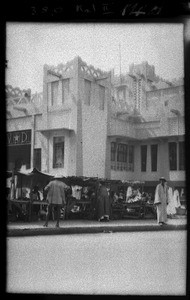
111, 161, 134, 172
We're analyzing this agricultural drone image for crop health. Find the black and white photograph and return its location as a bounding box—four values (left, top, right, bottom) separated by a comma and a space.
6, 21, 187, 295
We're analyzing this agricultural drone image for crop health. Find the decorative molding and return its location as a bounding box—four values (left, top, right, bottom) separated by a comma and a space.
6, 85, 31, 99
6, 85, 43, 108
46, 58, 74, 78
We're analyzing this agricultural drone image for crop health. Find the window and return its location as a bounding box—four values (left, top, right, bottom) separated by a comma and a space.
117, 144, 128, 162
99, 85, 105, 110
51, 81, 59, 106
141, 145, 147, 172
111, 142, 116, 161
129, 145, 134, 171
169, 142, 177, 171
84, 79, 91, 105
151, 144, 158, 172
33, 148, 41, 171
179, 141, 185, 170
111, 143, 134, 172
53, 137, 64, 168
62, 79, 70, 103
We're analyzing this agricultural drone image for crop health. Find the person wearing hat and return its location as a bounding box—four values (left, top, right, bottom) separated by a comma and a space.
43, 174, 68, 228
154, 177, 168, 225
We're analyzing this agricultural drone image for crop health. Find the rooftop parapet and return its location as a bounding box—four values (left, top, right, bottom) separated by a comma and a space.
6, 85, 31, 104
45, 58, 75, 79
78, 56, 110, 82
6, 85, 43, 107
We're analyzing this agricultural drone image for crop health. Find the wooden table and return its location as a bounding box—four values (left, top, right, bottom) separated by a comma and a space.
111, 201, 156, 219
66, 199, 92, 219
9, 199, 49, 221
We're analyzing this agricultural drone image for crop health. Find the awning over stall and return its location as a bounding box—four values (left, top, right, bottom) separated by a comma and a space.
9, 168, 54, 189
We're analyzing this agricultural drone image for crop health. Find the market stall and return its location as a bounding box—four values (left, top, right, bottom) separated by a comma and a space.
110, 180, 156, 220
62, 176, 99, 220
7, 168, 53, 221
7, 170, 157, 222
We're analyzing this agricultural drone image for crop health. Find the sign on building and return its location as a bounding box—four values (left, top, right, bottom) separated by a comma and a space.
7, 130, 31, 146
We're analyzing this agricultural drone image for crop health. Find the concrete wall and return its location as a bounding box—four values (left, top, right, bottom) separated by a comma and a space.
80, 77, 109, 178
111, 170, 135, 181
145, 86, 184, 120
7, 116, 32, 132
43, 65, 78, 132
67, 131, 77, 176
109, 118, 136, 138
132, 141, 170, 182
169, 171, 185, 182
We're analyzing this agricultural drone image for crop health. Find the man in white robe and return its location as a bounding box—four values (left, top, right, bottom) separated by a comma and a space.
154, 177, 168, 225
173, 187, 181, 208
167, 186, 176, 217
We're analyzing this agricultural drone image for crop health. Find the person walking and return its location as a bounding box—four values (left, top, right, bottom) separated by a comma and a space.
154, 177, 168, 225
167, 186, 176, 218
43, 174, 68, 228
173, 187, 181, 208
97, 181, 110, 222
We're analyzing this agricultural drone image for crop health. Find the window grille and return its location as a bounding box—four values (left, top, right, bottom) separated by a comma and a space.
51, 81, 59, 106
53, 137, 64, 168
111, 142, 116, 161
151, 144, 158, 172
33, 148, 41, 171
169, 142, 177, 171
179, 141, 185, 170
141, 145, 147, 172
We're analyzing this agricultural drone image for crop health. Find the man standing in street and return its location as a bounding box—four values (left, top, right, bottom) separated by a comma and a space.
154, 177, 168, 225
97, 181, 110, 222
43, 174, 68, 228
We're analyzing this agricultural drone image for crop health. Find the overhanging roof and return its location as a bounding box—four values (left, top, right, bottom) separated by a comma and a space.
36, 127, 74, 133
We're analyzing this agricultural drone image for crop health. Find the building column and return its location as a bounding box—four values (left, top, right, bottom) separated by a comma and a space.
42, 65, 49, 129
74, 57, 83, 176
105, 138, 111, 179
31, 115, 35, 169
104, 72, 112, 179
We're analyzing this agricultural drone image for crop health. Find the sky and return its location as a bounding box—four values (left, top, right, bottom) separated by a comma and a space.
6, 23, 184, 93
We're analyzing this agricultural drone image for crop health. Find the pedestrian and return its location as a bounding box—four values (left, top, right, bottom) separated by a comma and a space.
97, 181, 110, 222
43, 174, 68, 228
173, 187, 181, 208
154, 177, 168, 225
167, 186, 176, 218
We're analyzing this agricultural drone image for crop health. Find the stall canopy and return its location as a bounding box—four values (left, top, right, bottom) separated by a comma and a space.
6, 168, 145, 190
10, 168, 54, 189
62, 176, 99, 187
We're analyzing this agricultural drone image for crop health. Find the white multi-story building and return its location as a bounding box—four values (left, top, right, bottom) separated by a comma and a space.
6, 57, 185, 192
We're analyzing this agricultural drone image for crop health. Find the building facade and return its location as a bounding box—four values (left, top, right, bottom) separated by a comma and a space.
6, 57, 185, 189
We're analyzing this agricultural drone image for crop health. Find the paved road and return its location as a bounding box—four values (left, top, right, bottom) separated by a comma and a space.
7, 231, 186, 295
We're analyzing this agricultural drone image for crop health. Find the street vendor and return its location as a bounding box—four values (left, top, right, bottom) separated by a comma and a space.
30, 185, 41, 201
